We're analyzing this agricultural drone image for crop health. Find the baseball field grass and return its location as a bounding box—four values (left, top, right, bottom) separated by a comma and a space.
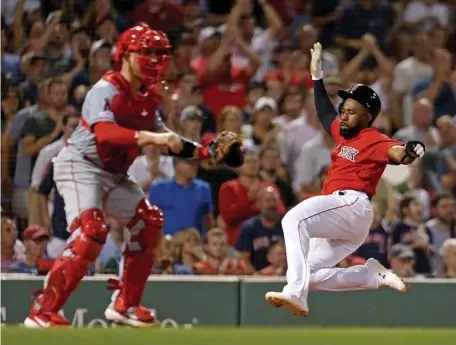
2, 327, 456, 345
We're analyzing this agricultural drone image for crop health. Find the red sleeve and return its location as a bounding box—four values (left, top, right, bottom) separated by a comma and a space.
372, 132, 404, 164
331, 118, 342, 144
263, 71, 278, 82
304, 73, 313, 90
218, 182, 258, 227
93, 122, 138, 147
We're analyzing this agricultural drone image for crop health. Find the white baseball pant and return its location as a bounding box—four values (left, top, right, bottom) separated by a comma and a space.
281, 190, 379, 301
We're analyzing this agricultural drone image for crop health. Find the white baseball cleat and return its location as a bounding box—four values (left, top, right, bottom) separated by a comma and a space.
104, 302, 159, 327
366, 258, 408, 292
265, 291, 309, 317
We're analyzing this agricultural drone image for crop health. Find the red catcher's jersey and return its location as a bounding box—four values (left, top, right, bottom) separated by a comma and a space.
321, 119, 403, 198
72, 71, 164, 174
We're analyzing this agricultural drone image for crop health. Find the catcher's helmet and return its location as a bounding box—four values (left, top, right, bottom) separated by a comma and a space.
338, 84, 382, 125
113, 23, 171, 87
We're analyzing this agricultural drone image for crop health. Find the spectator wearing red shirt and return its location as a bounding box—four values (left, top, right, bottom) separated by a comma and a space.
127, 0, 184, 31
198, 30, 261, 120
194, 227, 246, 275
264, 41, 312, 89
190, 26, 222, 75
218, 148, 286, 246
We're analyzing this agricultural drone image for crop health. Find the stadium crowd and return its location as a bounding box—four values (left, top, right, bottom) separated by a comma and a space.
1, 0, 456, 280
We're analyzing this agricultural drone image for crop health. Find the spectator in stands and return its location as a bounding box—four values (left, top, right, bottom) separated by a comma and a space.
94, 14, 118, 44
1, 87, 22, 201
173, 228, 205, 274
393, 98, 440, 149
16, 225, 50, 275
217, 106, 254, 149
273, 89, 305, 129
391, 32, 432, 128
282, 90, 318, 184
436, 117, 456, 195
72, 40, 113, 94
149, 158, 214, 236
265, 78, 284, 103
403, 0, 450, 33
440, 239, 456, 278
354, 202, 389, 267
166, 0, 202, 45
19, 53, 50, 105
6, 81, 49, 230
295, 24, 338, 72
128, 0, 184, 32
197, 133, 238, 217
95, 221, 125, 274
412, 49, 456, 121
1, 217, 24, 273
257, 240, 286, 276
1, 28, 21, 85
219, 149, 285, 247
23, 78, 68, 225
436, 114, 456, 149
190, 26, 222, 75
31, 113, 80, 192
179, 105, 203, 142
244, 96, 282, 149
295, 130, 333, 197
128, 145, 174, 193
310, 1, 340, 49
340, 34, 393, 112
194, 227, 246, 275
198, 29, 261, 119
258, 146, 296, 209
388, 244, 416, 278
407, 162, 431, 220
335, 0, 394, 61
426, 193, 456, 275
390, 196, 433, 274
166, 33, 198, 83
322, 72, 342, 108
223, 0, 283, 82
242, 82, 266, 121
82, 0, 127, 34
235, 186, 284, 274
264, 41, 312, 89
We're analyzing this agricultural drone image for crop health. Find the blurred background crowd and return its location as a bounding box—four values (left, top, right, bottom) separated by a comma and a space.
1, 0, 456, 280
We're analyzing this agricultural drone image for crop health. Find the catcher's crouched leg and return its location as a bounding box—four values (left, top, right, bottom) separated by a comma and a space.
105, 198, 163, 327
24, 209, 108, 328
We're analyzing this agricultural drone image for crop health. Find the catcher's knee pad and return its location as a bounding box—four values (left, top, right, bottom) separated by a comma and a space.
127, 198, 164, 252
71, 208, 109, 262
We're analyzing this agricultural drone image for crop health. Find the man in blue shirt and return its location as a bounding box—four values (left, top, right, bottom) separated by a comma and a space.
149, 158, 214, 235
236, 186, 283, 274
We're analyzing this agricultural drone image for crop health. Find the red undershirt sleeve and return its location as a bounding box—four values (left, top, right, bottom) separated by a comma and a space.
93, 122, 138, 147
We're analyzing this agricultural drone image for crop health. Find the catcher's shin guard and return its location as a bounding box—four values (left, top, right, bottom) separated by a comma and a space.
28, 209, 109, 314
112, 198, 163, 312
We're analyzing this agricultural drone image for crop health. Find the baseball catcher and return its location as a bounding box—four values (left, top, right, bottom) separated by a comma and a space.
24, 23, 243, 328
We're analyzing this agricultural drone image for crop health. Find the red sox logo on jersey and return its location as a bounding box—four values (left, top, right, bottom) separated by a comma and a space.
337, 146, 359, 162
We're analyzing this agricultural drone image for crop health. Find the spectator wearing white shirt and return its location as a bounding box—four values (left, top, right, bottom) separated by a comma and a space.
403, 0, 449, 33
294, 131, 334, 197
128, 145, 174, 194
393, 98, 440, 149
221, 0, 283, 81
30, 113, 80, 189
391, 32, 433, 128
281, 91, 319, 184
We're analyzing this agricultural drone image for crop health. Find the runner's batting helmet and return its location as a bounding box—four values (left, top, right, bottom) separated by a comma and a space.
337, 84, 382, 125
113, 23, 171, 87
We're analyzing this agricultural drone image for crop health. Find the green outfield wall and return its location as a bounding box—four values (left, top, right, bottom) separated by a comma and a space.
1, 275, 455, 327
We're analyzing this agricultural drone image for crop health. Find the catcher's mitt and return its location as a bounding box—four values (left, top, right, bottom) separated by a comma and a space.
208, 131, 244, 167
